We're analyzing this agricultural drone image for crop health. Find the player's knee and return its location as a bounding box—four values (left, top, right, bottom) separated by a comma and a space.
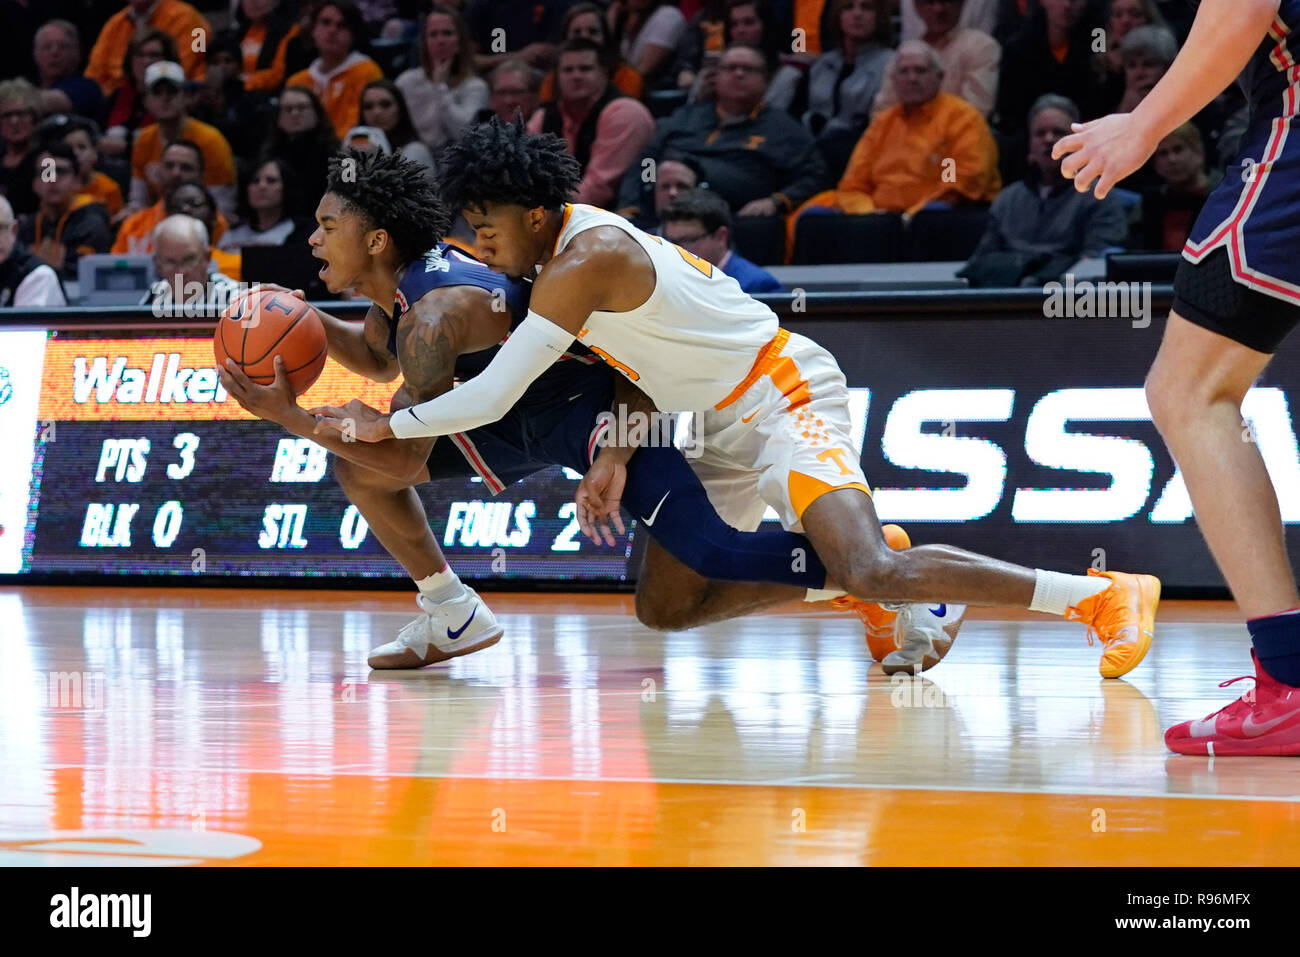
634, 587, 700, 631
332, 455, 407, 495
1144, 370, 1191, 432
1146, 369, 1236, 435
834, 546, 908, 602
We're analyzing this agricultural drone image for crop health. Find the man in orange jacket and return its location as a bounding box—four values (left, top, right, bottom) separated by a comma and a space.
84, 0, 210, 95
789, 40, 1001, 251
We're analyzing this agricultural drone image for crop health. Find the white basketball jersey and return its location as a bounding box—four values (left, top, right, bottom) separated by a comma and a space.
548, 203, 780, 412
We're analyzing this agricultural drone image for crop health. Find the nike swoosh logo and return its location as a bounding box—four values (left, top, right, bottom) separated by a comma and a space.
641, 491, 670, 526
930, 604, 946, 617
446, 604, 478, 641
1242, 701, 1300, 737
741, 410, 759, 423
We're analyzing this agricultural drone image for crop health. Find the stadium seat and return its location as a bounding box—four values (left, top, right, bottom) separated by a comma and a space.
370, 39, 411, 78
647, 89, 688, 118
1105, 252, 1181, 283
902, 206, 991, 262
729, 215, 786, 266
793, 212, 903, 265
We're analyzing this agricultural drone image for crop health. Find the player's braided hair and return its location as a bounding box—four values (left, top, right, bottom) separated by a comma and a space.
325, 148, 450, 264
437, 116, 582, 213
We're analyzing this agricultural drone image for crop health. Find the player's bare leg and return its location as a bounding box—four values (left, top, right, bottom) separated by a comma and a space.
802, 490, 1038, 606
799, 488, 1159, 678
332, 455, 503, 668
633, 539, 804, 629
1146, 313, 1300, 617
1152, 313, 1300, 756
332, 456, 445, 579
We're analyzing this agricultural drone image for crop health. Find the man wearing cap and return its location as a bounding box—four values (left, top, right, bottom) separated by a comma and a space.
85, 0, 210, 95
128, 61, 236, 220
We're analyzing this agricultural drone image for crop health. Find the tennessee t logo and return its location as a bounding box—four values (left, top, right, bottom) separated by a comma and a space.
817, 448, 853, 476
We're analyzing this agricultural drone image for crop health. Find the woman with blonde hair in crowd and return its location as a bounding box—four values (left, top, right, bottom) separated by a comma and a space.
0, 78, 41, 218
284, 0, 384, 137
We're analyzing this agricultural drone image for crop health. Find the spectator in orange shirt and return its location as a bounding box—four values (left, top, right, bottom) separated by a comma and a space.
85, 0, 211, 96
18, 141, 112, 281
792, 0, 835, 55
791, 42, 1000, 236
51, 115, 126, 220
230, 0, 301, 93
113, 138, 228, 254
129, 61, 237, 219
166, 181, 239, 279
285, 1, 384, 139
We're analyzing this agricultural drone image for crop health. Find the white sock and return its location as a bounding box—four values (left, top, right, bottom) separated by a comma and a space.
1029, 570, 1110, 616
415, 565, 466, 603
805, 587, 847, 602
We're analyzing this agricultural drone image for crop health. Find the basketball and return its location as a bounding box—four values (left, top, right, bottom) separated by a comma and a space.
214, 288, 328, 395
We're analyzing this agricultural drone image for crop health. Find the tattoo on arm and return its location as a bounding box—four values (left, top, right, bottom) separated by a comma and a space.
394, 304, 465, 405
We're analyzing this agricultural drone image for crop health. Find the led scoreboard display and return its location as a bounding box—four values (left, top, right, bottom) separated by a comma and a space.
22, 335, 636, 581
3, 309, 1299, 592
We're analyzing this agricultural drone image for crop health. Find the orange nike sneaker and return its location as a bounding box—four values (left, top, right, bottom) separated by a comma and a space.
1065, 569, 1161, 678
831, 524, 911, 661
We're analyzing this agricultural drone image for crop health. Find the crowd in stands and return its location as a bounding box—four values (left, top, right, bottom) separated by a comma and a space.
0, 0, 1226, 308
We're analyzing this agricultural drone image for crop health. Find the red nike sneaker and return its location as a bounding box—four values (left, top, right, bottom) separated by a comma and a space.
1165, 651, 1300, 756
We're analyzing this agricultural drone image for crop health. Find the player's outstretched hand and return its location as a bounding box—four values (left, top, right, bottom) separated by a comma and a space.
217, 356, 298, 424
575, 453, 627, 547
309, 398, 395, 442
1053, 113, 1160, 199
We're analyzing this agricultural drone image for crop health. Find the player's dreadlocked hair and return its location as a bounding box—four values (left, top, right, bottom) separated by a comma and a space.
325, 148, 451, 264
437, 116, 582, 213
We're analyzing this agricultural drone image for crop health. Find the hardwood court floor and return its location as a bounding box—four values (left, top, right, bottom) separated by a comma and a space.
1, 586, 1297, 866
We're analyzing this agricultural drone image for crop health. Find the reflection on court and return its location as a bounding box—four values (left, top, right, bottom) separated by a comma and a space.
1, 588, 1295, 865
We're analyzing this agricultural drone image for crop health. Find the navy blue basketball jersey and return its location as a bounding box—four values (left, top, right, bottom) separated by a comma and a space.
1185, 3, 1300, 301
385, 242, 601, 405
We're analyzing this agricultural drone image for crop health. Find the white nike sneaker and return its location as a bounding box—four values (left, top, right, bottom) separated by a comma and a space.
368, 588, 504, 669
880, 603, 966, 676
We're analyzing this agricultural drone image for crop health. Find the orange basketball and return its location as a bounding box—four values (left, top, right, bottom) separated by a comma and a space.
214, 288, 327, 395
